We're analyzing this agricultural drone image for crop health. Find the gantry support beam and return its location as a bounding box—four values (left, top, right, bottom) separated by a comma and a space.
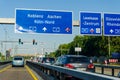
0, 18, 79, 26
0, 18, 15, 24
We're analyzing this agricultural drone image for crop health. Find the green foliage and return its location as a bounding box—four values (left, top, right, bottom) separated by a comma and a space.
48, 52, 57, 58
1, 55, 6, 61
49, 35, 120, 58
111, 37, 120, 53
0, 52, 2, 57
82, 36, 108, 57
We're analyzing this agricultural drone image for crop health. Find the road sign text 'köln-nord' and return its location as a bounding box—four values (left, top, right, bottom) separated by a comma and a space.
15, 9, 72, 34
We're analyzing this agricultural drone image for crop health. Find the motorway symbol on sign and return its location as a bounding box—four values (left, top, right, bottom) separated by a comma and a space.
52, 27, 60, 32
104, 13, 120, 36
15, 9, 72, 34
81, 28, 89, 33
80, 12, 101, 35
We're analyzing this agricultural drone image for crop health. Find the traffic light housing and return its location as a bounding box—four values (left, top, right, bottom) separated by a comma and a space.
18, 39, 23, 44
33, 39, 35, 45
19, 39, 21, 44
33, 39, 37, 45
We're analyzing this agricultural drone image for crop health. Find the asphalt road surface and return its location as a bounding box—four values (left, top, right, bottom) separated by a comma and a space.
0, 65, 39, 80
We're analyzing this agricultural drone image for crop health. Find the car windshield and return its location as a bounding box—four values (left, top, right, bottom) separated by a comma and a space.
14, 57, 23, 60
68, 57, 89, 63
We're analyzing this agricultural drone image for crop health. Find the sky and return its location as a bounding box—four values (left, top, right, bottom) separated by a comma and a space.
0, 0, 120, 56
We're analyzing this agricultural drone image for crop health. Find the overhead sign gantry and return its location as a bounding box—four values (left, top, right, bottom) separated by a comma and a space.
104, 13, 120, 36
80, 12, 102, 35
15, 9, 72, 34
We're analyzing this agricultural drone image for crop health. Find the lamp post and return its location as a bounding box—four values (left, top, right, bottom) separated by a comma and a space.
4, 26, 8, 59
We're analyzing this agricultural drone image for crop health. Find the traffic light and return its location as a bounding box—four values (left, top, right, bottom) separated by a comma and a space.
19, 39, 21, 44
33, 39, 35, 45
18, 39, 23, 44
33, 39, 37, 45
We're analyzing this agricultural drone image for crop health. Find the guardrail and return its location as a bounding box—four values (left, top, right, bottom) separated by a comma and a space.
94, 64, 120, 77
26, 61, 120, 80
0, 61, 12, 66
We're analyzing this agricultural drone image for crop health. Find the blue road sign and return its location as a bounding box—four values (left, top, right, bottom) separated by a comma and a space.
80, 12, 101, 35
15, 9, 72, 34
104, 13, 120, 36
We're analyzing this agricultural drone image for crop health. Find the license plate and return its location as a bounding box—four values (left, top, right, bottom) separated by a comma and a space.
76, 68, 86, 71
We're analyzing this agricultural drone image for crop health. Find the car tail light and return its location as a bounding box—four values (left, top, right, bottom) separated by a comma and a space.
88, 63, 94, 69
65, 64, 74, 69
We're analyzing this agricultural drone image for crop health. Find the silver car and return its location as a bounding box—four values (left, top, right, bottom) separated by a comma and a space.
12, 56, 24, 67
54, 55, 94, 72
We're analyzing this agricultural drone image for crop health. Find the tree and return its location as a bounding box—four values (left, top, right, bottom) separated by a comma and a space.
111, 36, 120, 53
82, 36, 99, 56
0, 52, 2, 57
49, 35, 120, 58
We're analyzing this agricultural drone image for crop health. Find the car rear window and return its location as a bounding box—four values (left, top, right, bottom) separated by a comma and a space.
14, 57, 23, 60
68, 57, 89, 63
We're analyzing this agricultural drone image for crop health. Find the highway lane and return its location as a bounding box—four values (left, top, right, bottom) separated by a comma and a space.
0, 64, 119, 80
0, 65, 41, 80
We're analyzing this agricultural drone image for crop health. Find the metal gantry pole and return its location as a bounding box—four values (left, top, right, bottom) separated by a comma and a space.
108, 36, 111, 57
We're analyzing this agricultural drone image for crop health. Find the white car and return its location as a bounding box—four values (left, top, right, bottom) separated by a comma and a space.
12, 56, 24, 67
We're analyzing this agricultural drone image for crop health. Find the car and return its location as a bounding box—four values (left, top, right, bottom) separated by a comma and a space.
54, 55, 94, 72
118, 72, 120, 78
38, 57, 55, 65
12, 56, 24, 67
32, 56, 39, 62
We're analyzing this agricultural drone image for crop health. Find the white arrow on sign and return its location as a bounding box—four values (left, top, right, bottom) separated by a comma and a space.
42, 27, 47, 32
110, 29, 114, 33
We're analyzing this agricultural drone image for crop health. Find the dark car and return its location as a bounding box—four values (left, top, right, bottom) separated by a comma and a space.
54, 55, 94, 72
38, 57, 55, 65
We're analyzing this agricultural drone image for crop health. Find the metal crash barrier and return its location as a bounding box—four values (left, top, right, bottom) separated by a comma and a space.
26, 61, 120, 80
0, 61, 11, 66
94, 64, 120, 77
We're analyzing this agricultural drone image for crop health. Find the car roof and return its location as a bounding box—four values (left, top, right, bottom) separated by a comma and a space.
13, 56, 24, 58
